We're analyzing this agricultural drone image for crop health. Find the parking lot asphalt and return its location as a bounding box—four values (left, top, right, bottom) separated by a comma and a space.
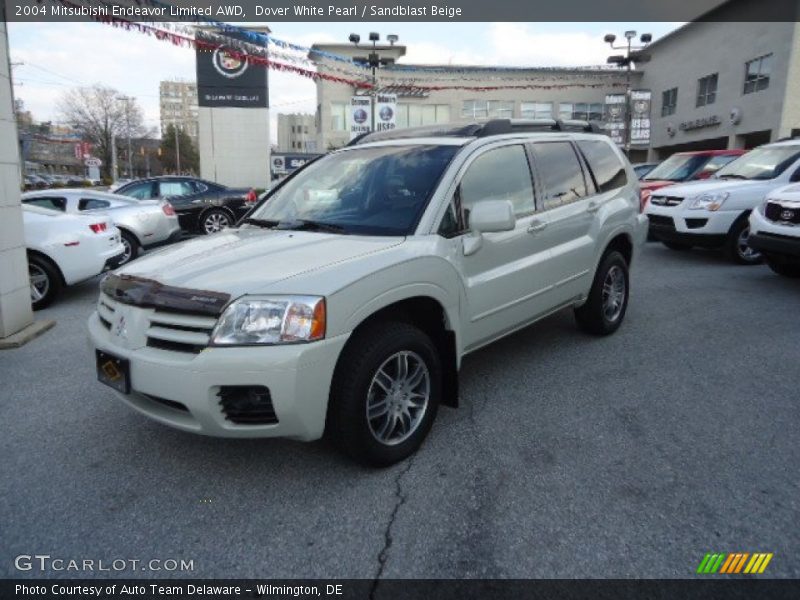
1, 242, 798, 580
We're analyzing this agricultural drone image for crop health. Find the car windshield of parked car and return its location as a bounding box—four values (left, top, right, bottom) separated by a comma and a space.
715, 146, 800, 180
643, 154, 708, 182
249, 144, 459, 236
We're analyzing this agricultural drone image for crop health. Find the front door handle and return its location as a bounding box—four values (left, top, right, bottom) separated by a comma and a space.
527, 220, 547, 234
587, 201, 601, 213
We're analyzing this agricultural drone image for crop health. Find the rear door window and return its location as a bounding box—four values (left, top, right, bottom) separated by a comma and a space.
531, 142, 587, 209
78, 198, 112, 210
576, 140, 628, 192
121, 182, 156, 200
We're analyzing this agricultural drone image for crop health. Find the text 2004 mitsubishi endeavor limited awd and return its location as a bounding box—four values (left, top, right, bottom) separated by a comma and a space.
90, 119, 647, 466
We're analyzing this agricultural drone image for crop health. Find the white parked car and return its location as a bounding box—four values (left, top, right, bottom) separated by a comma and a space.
22, 189, 181, 266
749, 184, 800, 277
24, 205, 124, 310
645, 139, 800, 264
89, 119, 647, 465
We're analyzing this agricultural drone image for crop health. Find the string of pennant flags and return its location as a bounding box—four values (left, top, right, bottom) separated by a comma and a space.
47, 0, 628, 91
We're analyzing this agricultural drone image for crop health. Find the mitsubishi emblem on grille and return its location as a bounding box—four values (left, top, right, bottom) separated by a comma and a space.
113, 315, 128, 341
780, 209, 795, 220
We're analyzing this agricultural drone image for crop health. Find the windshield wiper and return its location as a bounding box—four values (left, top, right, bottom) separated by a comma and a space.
717, 174, 749, 180
278, 219, 347, 234
242, 218, 281, 228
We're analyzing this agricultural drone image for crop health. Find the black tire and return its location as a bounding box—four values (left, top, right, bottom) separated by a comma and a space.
574, 250, 630, 336
118, 230, 139, 266
725, 217, 763, 265
200, 209, 233, 234
327, 321, 441, 467
662, 241, 692, 251
28, 254, 62, 311
767, 260, 800, 278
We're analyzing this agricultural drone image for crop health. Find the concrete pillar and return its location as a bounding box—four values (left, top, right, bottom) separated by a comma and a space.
0, 20, 35, 341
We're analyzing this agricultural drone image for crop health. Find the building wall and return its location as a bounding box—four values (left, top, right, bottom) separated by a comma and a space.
779, 22, 800, 139
639, 20, 796, 158
277, 113, 316, 152
160, 80, 199, 147
311, 44, 636, 152
0, 20, 34, 338
198, 106, 270, 188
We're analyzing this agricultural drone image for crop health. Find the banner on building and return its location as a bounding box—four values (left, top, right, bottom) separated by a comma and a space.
195, 29, 269, 108
349, 96, 372, 140
630, 89, 652, 147
374, 94, 397, 133
604, 94, 626, 146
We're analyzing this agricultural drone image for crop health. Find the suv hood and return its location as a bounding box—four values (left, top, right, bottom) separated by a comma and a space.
118, 228, 403, 296
651, 178, 764, 197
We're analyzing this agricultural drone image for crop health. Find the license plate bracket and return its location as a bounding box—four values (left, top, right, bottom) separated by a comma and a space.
96, 350, 130, 394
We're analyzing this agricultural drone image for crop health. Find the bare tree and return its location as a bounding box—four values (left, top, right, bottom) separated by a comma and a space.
57, 85, 150, 179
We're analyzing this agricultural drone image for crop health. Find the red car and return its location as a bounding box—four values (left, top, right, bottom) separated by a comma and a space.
640, 149, 747, 207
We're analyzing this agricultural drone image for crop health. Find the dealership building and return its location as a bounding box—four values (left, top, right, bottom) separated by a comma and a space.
307, 0, 799, 161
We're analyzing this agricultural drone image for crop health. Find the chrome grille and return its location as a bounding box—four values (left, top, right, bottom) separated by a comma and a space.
97, 294, 116, 329
649, 195, 683, 207
146, 311, 217, 354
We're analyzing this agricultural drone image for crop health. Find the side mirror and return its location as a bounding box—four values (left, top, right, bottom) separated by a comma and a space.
469, 199, 516, 233
463, 200, 516, 256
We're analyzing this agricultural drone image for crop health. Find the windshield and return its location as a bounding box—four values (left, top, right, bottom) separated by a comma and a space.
249, 144, 459, 236
715, 146, 800, 180
643, 154, 708, 182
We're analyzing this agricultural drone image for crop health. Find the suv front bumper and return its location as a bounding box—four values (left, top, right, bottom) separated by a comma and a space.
88, 312, 349, 441
645, 204, 739, 247
749, 209, 800, 262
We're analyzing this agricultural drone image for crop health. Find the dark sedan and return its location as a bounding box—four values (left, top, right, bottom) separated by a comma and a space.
114, 176, 257, 234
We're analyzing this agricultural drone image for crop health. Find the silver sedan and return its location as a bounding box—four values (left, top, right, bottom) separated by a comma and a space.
21, 189, 182, 266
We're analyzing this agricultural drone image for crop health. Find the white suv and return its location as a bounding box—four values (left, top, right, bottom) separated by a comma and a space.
645, 140, 800, 264
749, 184, 800, 277
89, 119, 647, 465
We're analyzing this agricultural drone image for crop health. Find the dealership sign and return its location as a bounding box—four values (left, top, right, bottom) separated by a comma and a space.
374, 94, 397, 132
604, 94, 626, 146
349, 96, 372, 140
195, 29, 268, 108
680, 115, 721, 131
84, 157, 102, 167
629, 90, 651, 147
271, 153, 321, 176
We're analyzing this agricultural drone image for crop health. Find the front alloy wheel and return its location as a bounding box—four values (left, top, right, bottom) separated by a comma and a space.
327, 321, 442, 466
366, 351, 431, 445
726, 218, 762, 265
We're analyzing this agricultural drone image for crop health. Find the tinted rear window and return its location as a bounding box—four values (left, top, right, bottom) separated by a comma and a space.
577, 140, 628, 192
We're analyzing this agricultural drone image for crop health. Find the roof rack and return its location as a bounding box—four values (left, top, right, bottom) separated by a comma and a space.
348, 118, 603, 146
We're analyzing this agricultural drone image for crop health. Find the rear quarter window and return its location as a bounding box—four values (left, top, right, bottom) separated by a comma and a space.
577, 140, 628, 193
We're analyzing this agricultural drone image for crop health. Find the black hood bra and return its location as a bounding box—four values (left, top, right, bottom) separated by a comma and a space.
100, 273, 231, 316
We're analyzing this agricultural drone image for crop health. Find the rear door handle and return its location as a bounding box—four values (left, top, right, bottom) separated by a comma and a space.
587, 201, 601, 213
527, 220, 548, 233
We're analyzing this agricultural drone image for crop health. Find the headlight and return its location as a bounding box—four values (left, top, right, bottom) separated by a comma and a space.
689, 192, 729, 211
211, 296, 326, 345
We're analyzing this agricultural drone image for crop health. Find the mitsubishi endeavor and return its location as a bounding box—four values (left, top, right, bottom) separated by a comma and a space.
89, 119, 647, 466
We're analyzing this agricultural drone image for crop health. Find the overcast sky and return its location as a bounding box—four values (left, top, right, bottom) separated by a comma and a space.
8, 21, 681, 143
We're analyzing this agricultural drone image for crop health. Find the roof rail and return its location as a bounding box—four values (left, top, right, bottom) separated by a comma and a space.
346, 118, 605, 146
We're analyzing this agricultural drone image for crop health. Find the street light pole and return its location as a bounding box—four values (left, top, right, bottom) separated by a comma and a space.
349, 32, 398, 133
174, 124, 181, 174
124, 96, 133, 178
605, 31, 652, 156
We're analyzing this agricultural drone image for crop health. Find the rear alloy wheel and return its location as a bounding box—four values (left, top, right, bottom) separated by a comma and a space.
574, 250, 630, 336
766, 260, 800, 278
118, 230, 139, 266
327, 321, 441, 466
201, 209, 233, 234
726, 218, 762, 265
28, 255, 62, 311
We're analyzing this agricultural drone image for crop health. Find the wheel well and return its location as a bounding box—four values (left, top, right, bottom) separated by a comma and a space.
116, 226, 140, 246
605, 233, 633, 265
26, 249, 66, 286
348, 297, 459, 408
727, 209, 752, 234
199, 205, 236, 223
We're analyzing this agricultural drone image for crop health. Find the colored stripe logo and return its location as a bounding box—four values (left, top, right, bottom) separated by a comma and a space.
697, 552, 773, 574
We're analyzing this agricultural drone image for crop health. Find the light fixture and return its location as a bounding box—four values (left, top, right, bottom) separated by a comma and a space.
603, 34, 616, 44
387, 34, 399, 46
369, 32, 380, 42
348, 33, 360, 45
640, 33, 652, 44
624, 30, 637, 40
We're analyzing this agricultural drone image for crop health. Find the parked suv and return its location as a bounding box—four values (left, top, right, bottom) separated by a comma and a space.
89, 119, 647, 465
645, 140, 800, 264
748, 184, 800, 277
